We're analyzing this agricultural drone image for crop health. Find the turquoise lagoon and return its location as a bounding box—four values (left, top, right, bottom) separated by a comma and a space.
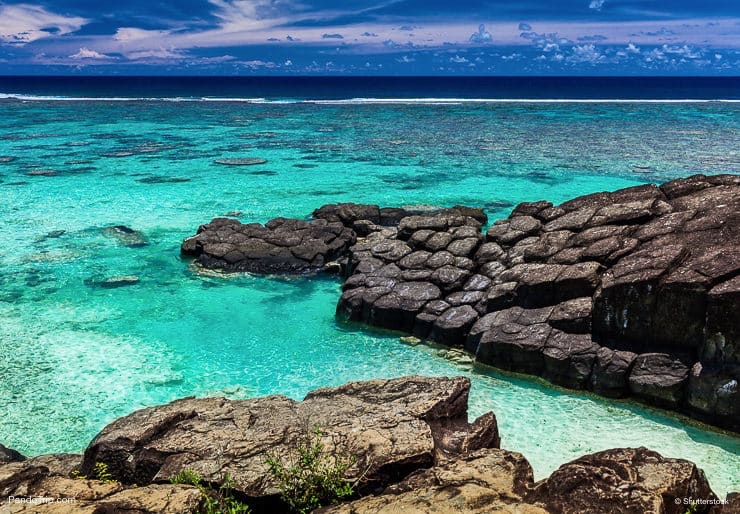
0, 99, 738, 496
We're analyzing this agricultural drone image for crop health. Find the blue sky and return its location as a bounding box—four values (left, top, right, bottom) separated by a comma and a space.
0, 0, 738, 74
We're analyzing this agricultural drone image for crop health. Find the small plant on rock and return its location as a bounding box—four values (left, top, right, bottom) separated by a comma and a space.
265, 425, 356, 514
70, 462, 117, 484
171, 468, 251, 514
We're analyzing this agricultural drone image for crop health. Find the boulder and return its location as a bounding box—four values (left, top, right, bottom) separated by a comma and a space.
0, 444, 26, 464
590, 347, 637, 398
81, 376, 499, 501
429, 305, 479, 346
686, 363, 740, 431
542, 330, 599, 389
628, 353, 690, 409
527, 447, 719, 514
318, 448, 545, 514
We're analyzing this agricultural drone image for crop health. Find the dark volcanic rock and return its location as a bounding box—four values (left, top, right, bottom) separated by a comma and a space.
527, 447, 719, 514
590, 347, 637, 398
0, 444, 26, 464
628, 353, 690, 409
430, 305, 479, 346
183, 175, 740, 430
181, 216, 356, 274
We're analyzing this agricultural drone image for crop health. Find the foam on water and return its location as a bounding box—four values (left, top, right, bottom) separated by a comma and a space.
0, 99, 738, 496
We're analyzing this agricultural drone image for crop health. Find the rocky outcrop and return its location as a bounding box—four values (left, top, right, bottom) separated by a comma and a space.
3, 377, 728, 513
181, 216, 356, 273
180, 175, 739, 430
329, 175, 740, 431
318, 448, 547, 514
527, 447, 720, 514
81, 376, 499, 504
0, 452, 200, 513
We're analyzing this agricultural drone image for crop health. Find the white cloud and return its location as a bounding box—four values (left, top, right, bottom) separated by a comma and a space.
450, 55, 468, 63
126, 47, 186, 60
589, 0, 606, 10
69, 47, 113, 59
568, 44, 604, 63
469, 24, 493, 44
626, 43, 641, 53
0, 4, 87, 45
114, 28, 172, 42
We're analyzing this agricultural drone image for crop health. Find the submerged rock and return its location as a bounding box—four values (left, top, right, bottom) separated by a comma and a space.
213, 157, 267, 166
99, 275, 140, 288
137, 176, 190, 183
101, 225, 148, 248
26, 169, 59, 176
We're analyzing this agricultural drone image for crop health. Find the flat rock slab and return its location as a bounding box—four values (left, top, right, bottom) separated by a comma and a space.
81, 376, 499, 500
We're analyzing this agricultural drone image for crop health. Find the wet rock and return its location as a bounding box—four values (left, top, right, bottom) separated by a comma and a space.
548, 297, 592, 334
686, 364, 740, 431
81, 376, 499, 500
527, 447, 719, 514
430, 305, 479, 346
628, 353, 690, 409
704, 276, 740, 367
542, 330, 599, 389
313, 203, 382, 226
590, 347, 637, 398
182, 216, 355, 274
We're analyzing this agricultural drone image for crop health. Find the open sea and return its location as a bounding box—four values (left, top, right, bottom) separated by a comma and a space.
1, 76, 738, 496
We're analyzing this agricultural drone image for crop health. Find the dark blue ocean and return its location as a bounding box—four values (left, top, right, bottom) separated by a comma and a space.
1, 75, 739, 99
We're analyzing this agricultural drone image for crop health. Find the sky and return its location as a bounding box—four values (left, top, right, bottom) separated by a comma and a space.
0, 0, 738, 74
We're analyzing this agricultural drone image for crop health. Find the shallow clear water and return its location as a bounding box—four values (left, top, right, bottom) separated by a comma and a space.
0, 99, 738, 496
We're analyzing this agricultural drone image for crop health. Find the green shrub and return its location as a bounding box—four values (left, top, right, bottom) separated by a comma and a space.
70, 462, 117, 484
266, 426, 356, 514
170, 469, 250, 514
